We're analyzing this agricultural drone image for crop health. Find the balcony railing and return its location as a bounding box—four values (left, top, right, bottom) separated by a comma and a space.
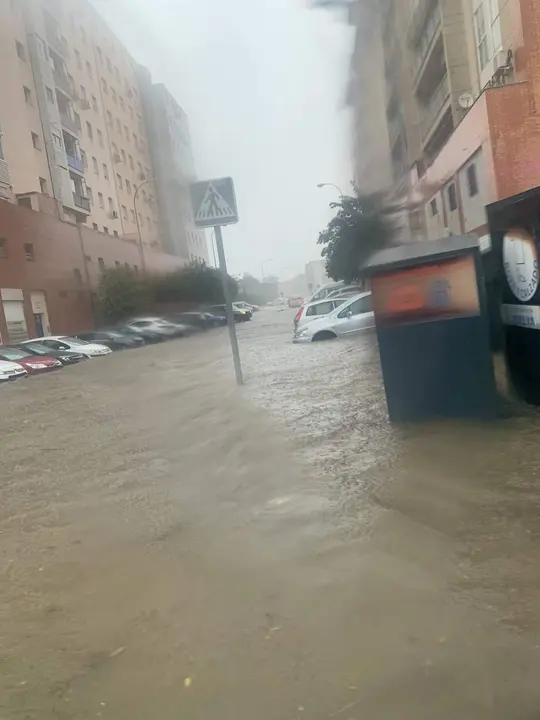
0, 158, 11, 187
53, 70, 71, 96
421, 74, 451, 140
73, 194, 91, 212
60, 112, 78, 135
66, 153, 84, 173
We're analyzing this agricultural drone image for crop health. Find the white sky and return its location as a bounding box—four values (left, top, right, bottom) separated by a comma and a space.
92, 0, 353, 279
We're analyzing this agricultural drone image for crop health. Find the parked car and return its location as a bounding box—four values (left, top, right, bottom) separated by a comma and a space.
234, 301, 260, 312
126, 318, 190, 338
293, 293, 374, 343
74, 330, 145, 350
0, 347, 63, 374
208, 305, 252, 322
16, 341, 87, 366
21, 336, 112, 357
306, 282, 365, 304
0, 360, 28, 382
294, 297, 349, 331
113, 325, 166, 344
288, 296, 304, 308
166, 312, 218, 331
325, 285, 365, 300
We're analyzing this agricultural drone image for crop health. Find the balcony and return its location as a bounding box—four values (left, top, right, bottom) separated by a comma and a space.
412, 14, 442, 89
408, 0, 437, 46
46, 27, 67, 57
0, 158, 12, 200
420, 73, 451, 141
60, 111, 78, 135
53, 70, 71, 97
73, 194, 91, 212
66, 153, 84, 173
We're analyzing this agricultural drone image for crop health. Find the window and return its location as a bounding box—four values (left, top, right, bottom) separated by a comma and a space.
126, 179, 131, 194
138, 213, 143, 227
92, 94, 98, 111
93, 223, 99, 231
86, 61, 93, 78
338, 296, 372, 318
115, 67, 120, 82
467, 163, 479, 197
102, 163, 109, 179
74, 112, 81, 131
97, 129, 104, 147
130, 209, 135, 222
80, 26, 87, 43
31, 132, 41, 150
98, 192, 104, 208
133, 133, 138, 148
108, 197, 114, 212
113, 230, 119, 237
146, 216, 151, 229
116, 118, 122, 133
98, 256, 105, 269
129, 155, 134, 170
142, 190, 146, 202
112, 142, 118, 156
87, 187, 94, 204
116, 174, 123, 189
448, 182, 458, 211
96, 46, 103, 63
39, 177, 48, 194
137, 161, 143, 177
24, 243, 35, 261
430, 198, 438, 216
106, 110, 112, 126
119, 96, 124, 110
120, 149, 126, 163
18, 197, 32, 209
80, 85, 87, 102
474, 5, 489, 70
86, 121, 93, 140
23, 86, 32, 105
74, 268, 82, 284
122, 205, 127, 218
16, 41, 26, 60
92, 156, 99, 174
102, 78, 108, 94
75, 49, 82, 69
46, 86, 54, 103
0, 239, 7, 258
111, 88, 117, 103
80, 149, 87, 167
124, 125, 129, 141
103, 226, 109, 234
106, 57, 112, 72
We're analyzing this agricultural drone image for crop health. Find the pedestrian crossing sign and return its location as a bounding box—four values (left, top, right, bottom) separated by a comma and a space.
190, 177, 239, 228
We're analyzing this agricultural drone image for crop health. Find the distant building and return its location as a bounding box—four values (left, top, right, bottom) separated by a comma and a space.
138, 68, 208, 263
305, 259, 329, 294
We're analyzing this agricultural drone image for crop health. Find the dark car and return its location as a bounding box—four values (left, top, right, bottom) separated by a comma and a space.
74, 330, 145, 350
15, 341, 87, 366
0, 346, 63, 374
208, 305, 252, 323
112, 325, 166, 344
167, 312, 224, 330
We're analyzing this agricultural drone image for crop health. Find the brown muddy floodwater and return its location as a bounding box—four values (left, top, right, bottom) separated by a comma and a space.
1, 307, 540, 719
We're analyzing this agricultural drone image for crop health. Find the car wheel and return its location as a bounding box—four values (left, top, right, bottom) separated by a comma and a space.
312, 331, 337, 342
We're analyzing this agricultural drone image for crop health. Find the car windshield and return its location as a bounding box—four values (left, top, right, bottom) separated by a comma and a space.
0, 348, 31, 360
21, 343, 49, 355
59, 336, 89, 345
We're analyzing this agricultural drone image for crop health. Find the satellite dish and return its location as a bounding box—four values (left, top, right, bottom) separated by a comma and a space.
458, 93, 475, 110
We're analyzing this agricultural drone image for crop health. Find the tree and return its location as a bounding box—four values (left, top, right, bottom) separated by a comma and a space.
97, 266, 147, 323
317, 190, 398, 283
151, 261, 238, 305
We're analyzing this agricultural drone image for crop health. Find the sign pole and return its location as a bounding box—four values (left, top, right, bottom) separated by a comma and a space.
214, 225, 244, 385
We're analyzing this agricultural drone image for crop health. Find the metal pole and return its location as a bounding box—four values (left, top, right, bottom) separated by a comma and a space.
215, 225, 243, 385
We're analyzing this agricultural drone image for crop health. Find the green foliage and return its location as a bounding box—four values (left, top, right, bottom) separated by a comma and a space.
97, 266, 147, 322
151, 261, 237, 304
317, 191, 397, 283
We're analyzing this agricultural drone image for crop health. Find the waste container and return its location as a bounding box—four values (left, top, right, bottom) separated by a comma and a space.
364, 234, 498, 422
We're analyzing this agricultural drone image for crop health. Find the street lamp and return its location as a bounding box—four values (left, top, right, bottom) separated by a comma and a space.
133, 177, 155, 275
317, 182, 345, 197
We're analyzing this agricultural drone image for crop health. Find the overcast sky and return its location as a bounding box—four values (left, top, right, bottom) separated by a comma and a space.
92, 0, 353, 279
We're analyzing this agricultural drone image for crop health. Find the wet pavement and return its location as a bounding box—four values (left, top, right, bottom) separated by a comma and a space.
2, 308, 540, 718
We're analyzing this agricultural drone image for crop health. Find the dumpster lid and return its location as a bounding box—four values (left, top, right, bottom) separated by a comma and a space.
364, 234, 479, 275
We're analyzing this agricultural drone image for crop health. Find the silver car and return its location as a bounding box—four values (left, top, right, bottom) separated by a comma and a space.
293, 292, 374, 343
294, 297, 349, 331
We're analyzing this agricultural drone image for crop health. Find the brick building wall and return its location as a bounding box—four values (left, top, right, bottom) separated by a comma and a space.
0, 200, 184, 342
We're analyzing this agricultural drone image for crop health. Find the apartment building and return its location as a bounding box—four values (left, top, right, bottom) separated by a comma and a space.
348, 0, 540, 246
0, 0, 166, 251
138, 69, 208, 264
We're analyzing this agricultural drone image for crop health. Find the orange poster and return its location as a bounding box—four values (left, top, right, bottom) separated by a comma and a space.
372, 255, 480, 326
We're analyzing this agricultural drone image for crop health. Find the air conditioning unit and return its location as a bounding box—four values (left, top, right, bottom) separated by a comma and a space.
110, 210, 118, 219
112, 153, 121, 164
493, 49, 513, 77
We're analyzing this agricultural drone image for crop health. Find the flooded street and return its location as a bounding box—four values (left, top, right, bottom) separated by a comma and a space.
2, 307, 540, 719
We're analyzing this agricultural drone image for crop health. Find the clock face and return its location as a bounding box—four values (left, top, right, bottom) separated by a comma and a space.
503, 228, 539, 302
